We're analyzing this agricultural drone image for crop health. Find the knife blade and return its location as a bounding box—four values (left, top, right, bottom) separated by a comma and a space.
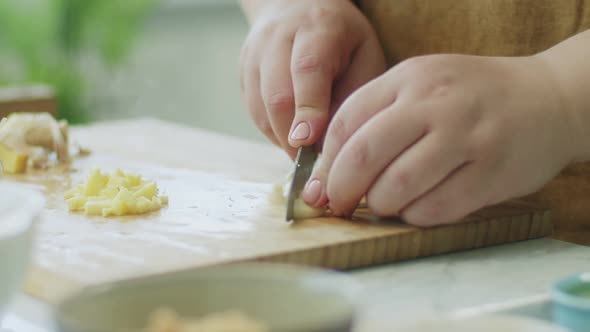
286, 145, 318, 222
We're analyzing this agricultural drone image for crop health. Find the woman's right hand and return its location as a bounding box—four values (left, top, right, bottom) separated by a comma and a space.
239, 0, 386, 159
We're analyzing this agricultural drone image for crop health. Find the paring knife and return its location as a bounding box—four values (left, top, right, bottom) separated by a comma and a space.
286, 145, 318, 222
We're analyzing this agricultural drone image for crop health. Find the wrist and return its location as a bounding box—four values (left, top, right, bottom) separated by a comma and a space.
532, 52, 589, 164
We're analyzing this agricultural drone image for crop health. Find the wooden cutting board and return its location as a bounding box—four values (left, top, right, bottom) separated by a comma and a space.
6, 118, 552, 304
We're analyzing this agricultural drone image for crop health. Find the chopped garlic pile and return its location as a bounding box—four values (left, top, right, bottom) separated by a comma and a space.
65, 168, 168, 217
145, 308, 269, 332
0, 142, 27, 174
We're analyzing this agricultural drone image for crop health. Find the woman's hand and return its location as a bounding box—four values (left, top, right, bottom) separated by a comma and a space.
239, 0, 386, 158
302, 54, 578, 226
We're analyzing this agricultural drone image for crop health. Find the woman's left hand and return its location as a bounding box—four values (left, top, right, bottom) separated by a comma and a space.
301, 54, 578, 226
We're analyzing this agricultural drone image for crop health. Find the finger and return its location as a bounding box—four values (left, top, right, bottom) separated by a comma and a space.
301, 70, 400, 207
239, 43, 250, 99
315, 39, 387, 151
331, 39, 387, 113
366, 132, 468, 217
288, 29, 347, 148
325, 101, 427, 216
260, 36, 298, 159
401, 162, 491, 227
243, 58, 280, 147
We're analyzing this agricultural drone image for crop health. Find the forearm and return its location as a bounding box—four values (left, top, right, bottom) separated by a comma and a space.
537, 29, 590, 162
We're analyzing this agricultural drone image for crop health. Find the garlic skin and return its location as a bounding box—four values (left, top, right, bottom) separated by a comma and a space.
0, 112, 70, 169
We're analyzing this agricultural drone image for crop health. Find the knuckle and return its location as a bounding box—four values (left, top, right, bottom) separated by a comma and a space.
367, 169, 413, 217
265, 92, 294, 114
396, 56, 458, 100
346, 137, 371, 170
425, 78, 455, 99
306, 6, 334, 24
417, 72, 457, 102
327, 116, 348, 147
292, 53, 323, 74
388, 170, 411, 195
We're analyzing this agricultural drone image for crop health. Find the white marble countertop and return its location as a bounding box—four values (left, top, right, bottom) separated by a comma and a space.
351, 238, 589, 328
3, 238, 588, 331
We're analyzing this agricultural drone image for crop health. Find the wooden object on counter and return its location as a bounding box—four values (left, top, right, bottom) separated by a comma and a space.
526, 162, 590, 244
0, 85, 56, 118
357, 0, 590, 232
10, 119, 552, 304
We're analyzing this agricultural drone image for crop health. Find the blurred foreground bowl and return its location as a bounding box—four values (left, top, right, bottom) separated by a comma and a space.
0, 181, 44, 316
55, 263, 360, 332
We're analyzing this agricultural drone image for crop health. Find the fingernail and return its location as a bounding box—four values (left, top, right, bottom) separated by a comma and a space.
302, 179, 321, 205
290, 122, 310, 141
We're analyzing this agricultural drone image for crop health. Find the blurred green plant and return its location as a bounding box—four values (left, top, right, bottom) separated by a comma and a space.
0, 0, 157, 123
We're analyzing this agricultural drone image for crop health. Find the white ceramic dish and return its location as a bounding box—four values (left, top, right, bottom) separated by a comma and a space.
0, 181, 44, 316
56, 263, 360, 332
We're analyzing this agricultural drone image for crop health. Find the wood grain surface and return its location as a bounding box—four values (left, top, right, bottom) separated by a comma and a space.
5, 119, 552, 304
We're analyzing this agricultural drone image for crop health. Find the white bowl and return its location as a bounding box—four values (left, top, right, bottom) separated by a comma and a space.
56, 263, 360, 332
0, 181, 44, 316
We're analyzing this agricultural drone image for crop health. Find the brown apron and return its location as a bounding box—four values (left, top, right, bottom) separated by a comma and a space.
357, 0, 590, 239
